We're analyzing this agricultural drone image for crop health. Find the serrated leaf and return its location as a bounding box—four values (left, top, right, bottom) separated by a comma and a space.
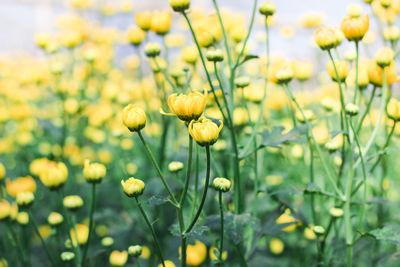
369, 225, 400, 246
184, 225, 209, 239
225, 212, 260, 244
169, 224, 180, 237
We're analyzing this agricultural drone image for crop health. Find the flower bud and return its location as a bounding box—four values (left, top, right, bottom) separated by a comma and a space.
135, 11, 152, 31
206, 49, 224, 62
48, 212, 64, 226
144, 42, 161, 57
326, 60, 349, 82
189, 119, 223, 146
61, 252, 75, 262
346, 3, 363, 18
122, 104, 147, 132
168, 161, 184, 173
0, 163, 5, 181
128, 245, 143, 257
63, 195, 84, 211
234, 76, 250, 88
16, 211, 29, 225
121, 177, 145, 197
169, 0, 190, 12
321, 98, 338, 112
259, 1, 276, 17
329, 207, 344, 218
276, 66, 294, 84
340, 14, 369, 42
313, 225, 325, 235
314, 27, 336, 50
101, 237, 114, 247
296, 109, 315, 123
16, 192, 35, 208
0, 200, 10, 221
212, 177, 232, 192
380, 0, 392, 8
83, 160, 106, 184
127, 26, 146, 46
345, 103, 359, 116
109, 250, 128, 266
375, 46, 394, 68
387, 98, 400, 121
325, 134, 344, 152
383, 26, 400, 42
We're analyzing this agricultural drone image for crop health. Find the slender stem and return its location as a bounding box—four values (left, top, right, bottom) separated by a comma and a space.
212, 0, 232, 68
357, 86, 377, 133
136, 258, 142, 267
134, 197, 165, 267
348, 119, 367, 231
218, 191, 225, 264
137, 131, 178, 205
70, 214, 82, 265
153, 58, 179, 92
370, 121, 397, 172
282, 84, 344, 198
29, 211, 57, 267
354, 72, 388, 168
353, 41, 359, 104
180, 134, 193, 207
309, 142, 316, 224
185, 146, 211, 233
177, 209, 187, 267
81, 183, 96, 263
7, 222, 29, 266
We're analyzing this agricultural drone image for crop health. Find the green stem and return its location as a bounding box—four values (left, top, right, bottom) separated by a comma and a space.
70, 214, 82, 265
212, 0, 232, 68
185, 146, 211, 234
353, 41, 359, 104
7, 222, 29, 266
81, 183, 96, 263
180, 134, 193, 207
357, 86, 377, 133
282, 84, 344, 199
153, 58, 179, 92
370, 121, 397, 172
28, 211, 57, 267
137, 131, 178, 205
218, 191, 225, 264
134, 197, 165, 267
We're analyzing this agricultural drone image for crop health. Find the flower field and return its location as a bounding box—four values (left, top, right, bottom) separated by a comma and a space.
1, 0, 400, 266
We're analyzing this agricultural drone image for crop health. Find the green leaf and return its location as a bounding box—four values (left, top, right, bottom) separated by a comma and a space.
369, 225, 400, 246
225, 212, 260, 244
238, 54, 259, 66
184, 225, 209, 239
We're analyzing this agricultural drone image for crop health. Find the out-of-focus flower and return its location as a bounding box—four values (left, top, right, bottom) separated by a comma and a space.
109, 250, 128, 266
340, 14, 369, 41
6, 176, 36, 198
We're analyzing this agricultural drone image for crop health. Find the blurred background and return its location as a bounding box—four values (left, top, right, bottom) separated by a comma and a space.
0, 0, 370, 60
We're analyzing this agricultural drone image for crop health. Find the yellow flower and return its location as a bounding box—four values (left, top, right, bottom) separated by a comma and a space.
39, 161, 68, 190
83, 160, 106, 184
188, 119, 223, 146
325, 134, 344, 152
6, 176, 36, 198
346, 3, 363, 18
375, 46, 394, 68
259, 1, 276, 17
367, 60, 397, 87
140, 246, 151, 259
209, 247, 228, 261
121, 104, 147, 132
269, 238, 284, 254
182, 46, 199, 64
387, 98, 400, 121
63, 195, 84, 211
109, 250, 128, 266
292, 60, 313, 81
326, 60, 350, 82
0, 200, 10, 220
48, 212, 64, 226
163, 91, 207, 122
151, 10, 172, 35
136, 11, 152, 31
276, 209, 298, 232
340, 14, 369, 41
126, 26, 146, 46
16, 211, 29, 225
299, 12, 325, 28
212, 177, 231, 192
314, 26, 336, 50
233, 107, 249, 126
304, 227, 317, 240
70, 224, 89, 245
121, 177, 145, 197
0, 163, 5, 181
16, 192, 35, 208
158, 260, 176, 267
169, 0, 190, 12
184, 240, 207, 266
